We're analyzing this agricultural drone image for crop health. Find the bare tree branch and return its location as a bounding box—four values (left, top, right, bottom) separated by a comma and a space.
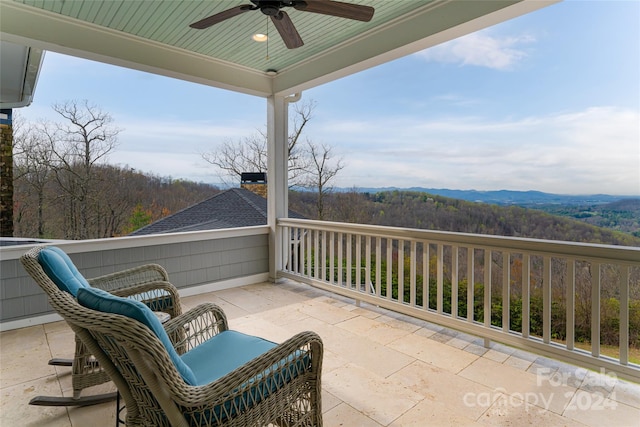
47, 100, 122, 238
12, 118, 55, 237
200, 99, 318, 188
303, 139, 345, 220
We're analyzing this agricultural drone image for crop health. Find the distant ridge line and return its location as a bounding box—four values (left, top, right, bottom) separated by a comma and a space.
331, 187, 638, 206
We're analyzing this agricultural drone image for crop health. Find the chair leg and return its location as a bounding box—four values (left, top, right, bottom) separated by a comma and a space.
29, 392, 118, 407
48, 358, 73, 367
38, 352, 112, 406
116, 392, 126, 426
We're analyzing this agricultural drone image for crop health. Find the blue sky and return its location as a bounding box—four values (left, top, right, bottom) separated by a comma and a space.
17, 0, 640, 195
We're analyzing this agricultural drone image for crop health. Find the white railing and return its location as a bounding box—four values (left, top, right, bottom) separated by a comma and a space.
278, 218, 640, 382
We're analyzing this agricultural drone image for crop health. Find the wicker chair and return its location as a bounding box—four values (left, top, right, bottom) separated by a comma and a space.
21, 245, 182, 407
46, 280, 323, 426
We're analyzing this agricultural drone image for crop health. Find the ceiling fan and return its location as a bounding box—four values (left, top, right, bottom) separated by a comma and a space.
189, 0, 375, 49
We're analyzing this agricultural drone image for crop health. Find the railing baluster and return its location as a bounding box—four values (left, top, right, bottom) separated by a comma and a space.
376, 237, 381, 298
620, 265, 630, 365
295, 227, 301, 274
321, 231, 327, 281
356, 234, 362, 291
306, 227, 312, 276
592, 262, 601, 358
298, 228, 307, 275
484, 250, 491, 326
346, 233, 351, 288
410, 241, 417, 307
329, 232, 335, 283
337, 232, 343, 287
566, 259, 575, 351
467, 247, 474, 322
398, 240, 405, 303
282, 226, 288, 272
437, 244, 444, 313
483, 250, 491, 347
423, 243, 429, 310
522, 253, 530, 339
386, 238, 392, 300
287, 227, 293, 273
502, 252, 510, 333
313, 230, 320, 279
451, 246, 458, 318
543, 256, 551, 344
366, 236, 372, 294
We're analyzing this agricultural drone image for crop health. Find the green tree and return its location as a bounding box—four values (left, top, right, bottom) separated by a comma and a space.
121, 204, 153, 235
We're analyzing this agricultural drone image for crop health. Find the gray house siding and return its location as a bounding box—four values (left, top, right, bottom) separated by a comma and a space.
0, 228, 269, 327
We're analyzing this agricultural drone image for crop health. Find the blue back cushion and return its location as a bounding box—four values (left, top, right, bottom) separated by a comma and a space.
38, 247, 90, 296
77, 287, 197, 385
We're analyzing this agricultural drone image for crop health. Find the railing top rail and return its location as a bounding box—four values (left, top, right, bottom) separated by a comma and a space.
0, 226, 270, 260
278, 218, 640, 265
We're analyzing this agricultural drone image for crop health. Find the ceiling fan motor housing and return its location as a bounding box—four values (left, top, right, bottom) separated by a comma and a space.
251, 0, 307, 16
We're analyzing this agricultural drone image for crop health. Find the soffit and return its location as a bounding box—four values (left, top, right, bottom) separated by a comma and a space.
0, 40, 44, 108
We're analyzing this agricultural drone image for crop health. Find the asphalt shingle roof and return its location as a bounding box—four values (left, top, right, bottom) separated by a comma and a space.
130, 188, 303, 236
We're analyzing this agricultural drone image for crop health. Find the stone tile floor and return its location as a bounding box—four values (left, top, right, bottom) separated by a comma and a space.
2, 279, 639, 426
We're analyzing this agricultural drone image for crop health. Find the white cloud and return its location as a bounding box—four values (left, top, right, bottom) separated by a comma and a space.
323, 107, 640, 195
118, 118, 253, 144
416, 30, 536, 70
429, 94, 481, 108
26, 96, 636, 195
110, 150, 216, 182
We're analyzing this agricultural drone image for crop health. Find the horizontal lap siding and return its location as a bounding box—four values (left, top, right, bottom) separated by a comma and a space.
0, 233, 269, 324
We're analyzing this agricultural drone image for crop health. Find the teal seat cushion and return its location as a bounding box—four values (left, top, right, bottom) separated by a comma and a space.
38, 246, 90, 296
181, 330, 278, 386
181, 331, 310, 425
77, 287, 197, 385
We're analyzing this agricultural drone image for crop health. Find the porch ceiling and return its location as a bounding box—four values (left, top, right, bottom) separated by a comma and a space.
0, 0, 556, 98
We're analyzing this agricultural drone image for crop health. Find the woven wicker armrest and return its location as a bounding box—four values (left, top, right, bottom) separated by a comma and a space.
171, 330, 323, 425
110, 281, 182, 318
88, 264, 169, 291
163, 303, 229, 352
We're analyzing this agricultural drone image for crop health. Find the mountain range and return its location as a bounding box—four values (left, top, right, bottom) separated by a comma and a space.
338, 187, 638, 206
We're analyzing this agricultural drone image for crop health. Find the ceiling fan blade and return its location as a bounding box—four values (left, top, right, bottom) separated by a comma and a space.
190, 5, 252, 29
271, 11, 304, 49
294, 0, 374, 22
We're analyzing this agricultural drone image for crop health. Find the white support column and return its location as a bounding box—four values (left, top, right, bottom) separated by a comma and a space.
267, 94, 291, 282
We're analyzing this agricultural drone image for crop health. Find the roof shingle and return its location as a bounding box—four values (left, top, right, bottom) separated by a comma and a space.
130, 188, 303, 236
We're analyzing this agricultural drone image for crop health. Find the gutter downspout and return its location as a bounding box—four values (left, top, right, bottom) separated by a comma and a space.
286, 93, 302, 103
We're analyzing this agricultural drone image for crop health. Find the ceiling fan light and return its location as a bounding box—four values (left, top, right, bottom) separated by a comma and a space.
252, 33, 268, 42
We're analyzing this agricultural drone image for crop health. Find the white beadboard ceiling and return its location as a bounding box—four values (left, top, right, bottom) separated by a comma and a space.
0, 0, 557, 98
